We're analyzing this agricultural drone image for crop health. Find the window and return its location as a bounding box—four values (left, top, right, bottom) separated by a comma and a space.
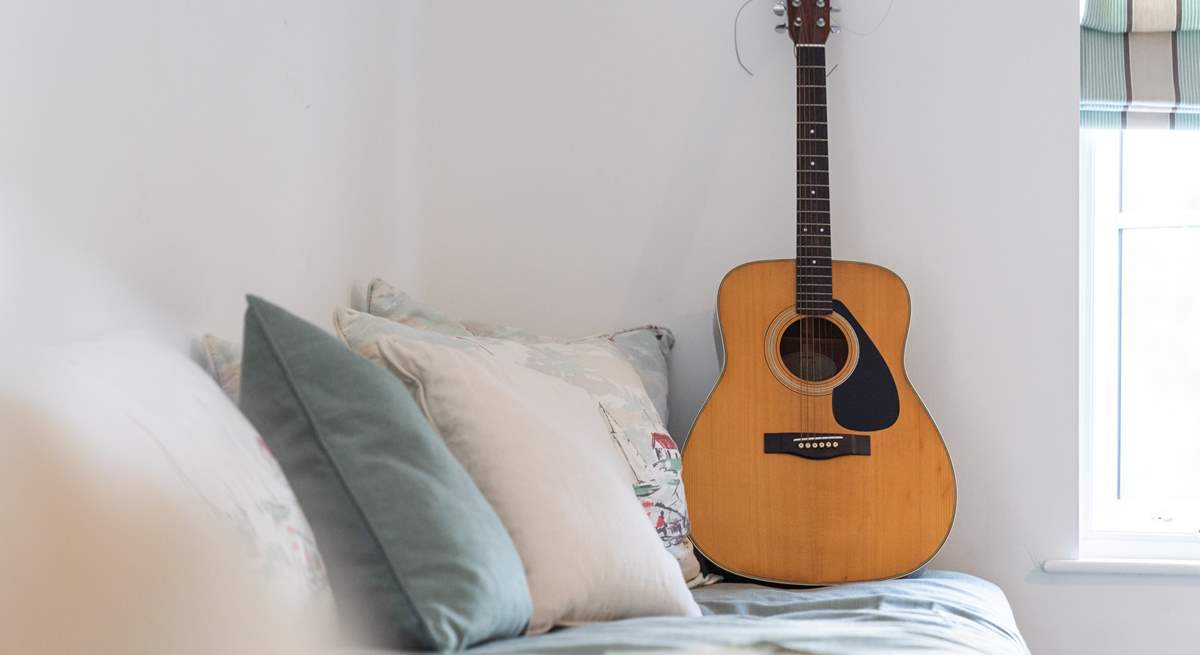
1081, 129, 1200, 559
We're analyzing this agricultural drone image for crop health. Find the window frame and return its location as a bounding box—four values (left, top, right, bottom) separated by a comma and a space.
1079, 129, 1200, 560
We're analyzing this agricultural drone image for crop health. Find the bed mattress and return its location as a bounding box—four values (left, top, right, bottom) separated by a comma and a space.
350, 570, 1029, 654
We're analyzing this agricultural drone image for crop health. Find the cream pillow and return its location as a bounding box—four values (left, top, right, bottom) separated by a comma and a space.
375, 334, 701, 633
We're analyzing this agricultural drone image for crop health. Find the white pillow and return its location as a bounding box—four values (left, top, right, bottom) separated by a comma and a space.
0, 393, 328, 655
31, 336, 333, 623
375, 334, 701, 633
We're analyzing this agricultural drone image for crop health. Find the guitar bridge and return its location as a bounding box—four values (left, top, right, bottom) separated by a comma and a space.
764, 433, 871, 460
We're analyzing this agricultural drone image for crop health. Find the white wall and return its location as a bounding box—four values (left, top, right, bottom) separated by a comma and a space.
416, 2, 1200, 653
0, 0, 426, 350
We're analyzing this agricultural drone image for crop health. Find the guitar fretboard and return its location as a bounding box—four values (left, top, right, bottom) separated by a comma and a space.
795, 44, 831, 316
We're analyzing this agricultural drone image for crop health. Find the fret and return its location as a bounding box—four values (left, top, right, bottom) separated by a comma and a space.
795, 46, 826, 66
796, 88, 828, 105
797, 106, 828, 123
798, 140, 829, 157
796, 68, 825, 85
798, 186, 830, 200
798, 123, 828, 139
796, 199, 830, 211
798, 155, 828, 171
797, 171, 829, 185
796, 236, 831, 245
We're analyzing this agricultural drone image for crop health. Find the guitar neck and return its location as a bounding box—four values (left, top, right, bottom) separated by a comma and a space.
795, 44, 832, 316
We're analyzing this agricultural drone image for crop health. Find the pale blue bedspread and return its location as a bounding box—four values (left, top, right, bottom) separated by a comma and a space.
350, 570, 1029, 654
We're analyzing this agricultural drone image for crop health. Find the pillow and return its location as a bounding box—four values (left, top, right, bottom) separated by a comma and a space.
336, 307, 705, 586
239, 296, 531, 651
33, 336, 332, 621
0, 392, 330, 655
374, 329, 701, 632
366, 278, 674, 424
201, 334, 242, 402
366, 277, 472, 337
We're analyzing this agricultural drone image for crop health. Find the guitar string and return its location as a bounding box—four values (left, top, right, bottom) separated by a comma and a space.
801, 43, 812, 436
796, 42, 807, 437
821, 43, 829, 413
793, 42, 804, 439
817, 43, 823, 431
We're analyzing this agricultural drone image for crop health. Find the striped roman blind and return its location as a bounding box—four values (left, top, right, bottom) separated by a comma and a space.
1082, 0, 1200, 128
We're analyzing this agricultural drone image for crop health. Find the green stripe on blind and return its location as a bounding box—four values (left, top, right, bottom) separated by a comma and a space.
1081, 27, 1128, 115
1180, 29, 1200, 107
1082, 0, 1129, 33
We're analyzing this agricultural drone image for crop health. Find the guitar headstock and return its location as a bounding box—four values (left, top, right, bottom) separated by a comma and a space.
775, 0, 834, 46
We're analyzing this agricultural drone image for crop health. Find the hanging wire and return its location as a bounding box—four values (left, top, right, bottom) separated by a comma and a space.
839, 0, 896, 36
734, 0, 758, 77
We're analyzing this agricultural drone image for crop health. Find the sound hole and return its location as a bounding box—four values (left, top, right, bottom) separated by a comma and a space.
779, 316, 850, 382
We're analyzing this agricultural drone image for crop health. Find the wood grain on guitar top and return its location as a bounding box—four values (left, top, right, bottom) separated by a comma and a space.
682, 259, 956, 585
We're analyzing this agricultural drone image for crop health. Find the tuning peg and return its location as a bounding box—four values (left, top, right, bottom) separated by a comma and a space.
772, 3, 785, 16
774, 23, 788, 33
830, 25, 841, 33
831, 6, 842, 12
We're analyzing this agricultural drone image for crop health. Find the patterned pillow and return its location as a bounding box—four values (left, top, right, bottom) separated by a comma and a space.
201, 334, 242, 402
335, 307, 706, 586
43, 337, 334, 619
367, 279, 675, 424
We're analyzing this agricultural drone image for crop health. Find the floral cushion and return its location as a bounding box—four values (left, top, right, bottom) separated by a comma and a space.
201, 334, 242, 402
43, 337, 333, 618
335, 307, 706, 586
367, 279, 674, 424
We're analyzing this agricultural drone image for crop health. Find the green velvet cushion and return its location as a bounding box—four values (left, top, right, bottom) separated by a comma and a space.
238, 296, 531, 651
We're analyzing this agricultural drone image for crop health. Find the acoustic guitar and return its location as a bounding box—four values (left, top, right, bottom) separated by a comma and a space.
681, 0, 956, 585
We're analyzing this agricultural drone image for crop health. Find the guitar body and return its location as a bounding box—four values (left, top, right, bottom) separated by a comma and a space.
682, 259, 956, 585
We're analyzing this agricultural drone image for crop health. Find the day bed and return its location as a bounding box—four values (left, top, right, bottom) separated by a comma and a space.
11, 287, 1029, 655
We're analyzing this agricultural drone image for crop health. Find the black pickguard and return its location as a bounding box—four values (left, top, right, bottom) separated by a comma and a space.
831, 299, 899, 431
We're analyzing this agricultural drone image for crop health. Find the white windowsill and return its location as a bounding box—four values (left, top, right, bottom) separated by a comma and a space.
1043, 558, 1200, 576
